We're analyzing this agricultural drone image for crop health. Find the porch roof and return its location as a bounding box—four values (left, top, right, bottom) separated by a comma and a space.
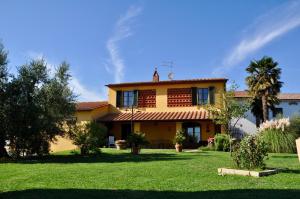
98, 110, 211, 122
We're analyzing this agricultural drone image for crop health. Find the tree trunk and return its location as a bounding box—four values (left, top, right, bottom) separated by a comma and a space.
255, 116, 261, 127
262, 94, 269, 122
0, 135, 8, 158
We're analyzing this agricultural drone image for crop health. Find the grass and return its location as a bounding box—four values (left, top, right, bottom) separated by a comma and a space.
0, 149, 299, 199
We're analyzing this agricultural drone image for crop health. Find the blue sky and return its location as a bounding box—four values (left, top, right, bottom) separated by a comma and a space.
1, 0, 300, 101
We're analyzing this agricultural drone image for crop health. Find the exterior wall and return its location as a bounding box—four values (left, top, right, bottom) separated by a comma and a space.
140, 122, 176, 145
232, 99, 300, 137
270, 101, 300, 118
50, 106, 109, 153
109, 120, 216, 148
108, 81, 225, 113
76, 106, 109, 121
50, 136, 76, 153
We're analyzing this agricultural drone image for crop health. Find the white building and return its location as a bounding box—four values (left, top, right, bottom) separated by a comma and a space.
232, 91, 300, 137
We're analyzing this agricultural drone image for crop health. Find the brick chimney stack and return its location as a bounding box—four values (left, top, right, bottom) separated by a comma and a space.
153, 67, 159, 82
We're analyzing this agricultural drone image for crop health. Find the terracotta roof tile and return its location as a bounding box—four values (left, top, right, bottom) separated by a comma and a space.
98, 110, 210, 122
76, 101, 108, 111
106, 78, 227, 88
234, 91, 300, 100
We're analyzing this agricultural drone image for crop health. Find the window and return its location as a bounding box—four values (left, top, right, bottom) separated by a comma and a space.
197, 88, 209, 105
288, 101, 298, 105
273, 108, 283, 118
116, 90, 138, 108
123, 91, 134, 107
185, 124, 201, 143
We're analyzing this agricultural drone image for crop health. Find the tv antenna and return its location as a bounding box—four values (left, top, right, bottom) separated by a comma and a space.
161, 61, 174, 80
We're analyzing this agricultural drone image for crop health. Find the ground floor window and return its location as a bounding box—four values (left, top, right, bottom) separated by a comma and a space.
183, 122, 201, 143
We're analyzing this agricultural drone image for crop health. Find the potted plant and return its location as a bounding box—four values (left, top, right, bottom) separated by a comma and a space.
207, 137, 215, 148
127, 132, 149, 155
173, 130, 186, 152
115, 140, 127, 150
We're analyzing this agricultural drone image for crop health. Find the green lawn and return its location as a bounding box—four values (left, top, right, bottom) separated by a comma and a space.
0, 149, 299, 199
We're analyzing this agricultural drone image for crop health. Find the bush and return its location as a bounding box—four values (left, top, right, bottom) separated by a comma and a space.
258, 118, 296, 153
214, 134, 230, 151
173, 130, 186, 145
127, 132, 149, 147
288, 115, 300, 138
259, 129, 296, 153
69, 121, 107, 155
232, 135, 268, 170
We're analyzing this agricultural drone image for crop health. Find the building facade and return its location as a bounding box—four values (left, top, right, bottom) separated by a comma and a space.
97, 70, 226, 148
232, 91, 300, 137
50, 101, 109, 152
51, 70, 227, 151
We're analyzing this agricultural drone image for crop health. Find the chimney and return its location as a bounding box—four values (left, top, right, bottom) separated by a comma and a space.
153, 67, 159, 82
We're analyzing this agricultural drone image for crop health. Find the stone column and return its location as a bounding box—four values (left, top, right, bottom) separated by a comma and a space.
296, 138, 300, 163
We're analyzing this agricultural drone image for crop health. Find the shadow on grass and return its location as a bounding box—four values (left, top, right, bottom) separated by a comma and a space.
0, 152, 194, 164
1, 189, 299, 199
269, 154, 298, 159
281, 168, 300, 174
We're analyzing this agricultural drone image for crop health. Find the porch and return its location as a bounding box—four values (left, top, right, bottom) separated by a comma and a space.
108, 121, 218, 148
98, 111, 220, 148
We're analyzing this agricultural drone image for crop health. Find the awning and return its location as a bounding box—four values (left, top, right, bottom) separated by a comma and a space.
98, 110, 211, 122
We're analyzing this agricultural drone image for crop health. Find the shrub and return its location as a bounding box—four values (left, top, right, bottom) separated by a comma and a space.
69, 121, 107, 155
288, 115, 300, 138
173, 130, 186, 145
259, 117, 290, 132
127, 132, 149, 147
232, 135, 268, 170
259, 129, 296, 153
214, 134, 230, 151
258, 118, 296, 153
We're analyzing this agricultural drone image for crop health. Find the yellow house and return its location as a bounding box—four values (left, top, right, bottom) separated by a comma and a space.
99, 70, 226, 148
50, 101, 109, 152
51, 69, 227, 151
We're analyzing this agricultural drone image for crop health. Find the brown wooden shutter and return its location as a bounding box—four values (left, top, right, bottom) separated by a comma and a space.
192, 87, 198, 105
133, 90, 138, 107
116, 91, 122, 107
209, 86, 215, 105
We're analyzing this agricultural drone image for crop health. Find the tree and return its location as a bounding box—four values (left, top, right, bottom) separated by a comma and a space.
206, 84, 249, 154
206, 84, 249, 134
0, 43, 9, 157
69, 121, 107, 155
6, 59, 76, 157
246, 56, 282, 123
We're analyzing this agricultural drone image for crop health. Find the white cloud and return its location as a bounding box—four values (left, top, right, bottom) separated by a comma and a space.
106, 5, 142, 83
26, 51, 104, 101
69, 77, 103, 101
213, 1, 300, 76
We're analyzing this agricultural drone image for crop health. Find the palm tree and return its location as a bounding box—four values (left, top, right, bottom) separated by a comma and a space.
246, 56, 282, 123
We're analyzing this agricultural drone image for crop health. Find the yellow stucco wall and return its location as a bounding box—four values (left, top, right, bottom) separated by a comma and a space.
109, 120, 216, 148
108, 81, 225, 113
50, 106, 109, 153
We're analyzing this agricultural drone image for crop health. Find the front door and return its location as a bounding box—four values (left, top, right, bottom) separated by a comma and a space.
186, 126, 201, 143
183, 122, 201, 148
121, 123, 131, 140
